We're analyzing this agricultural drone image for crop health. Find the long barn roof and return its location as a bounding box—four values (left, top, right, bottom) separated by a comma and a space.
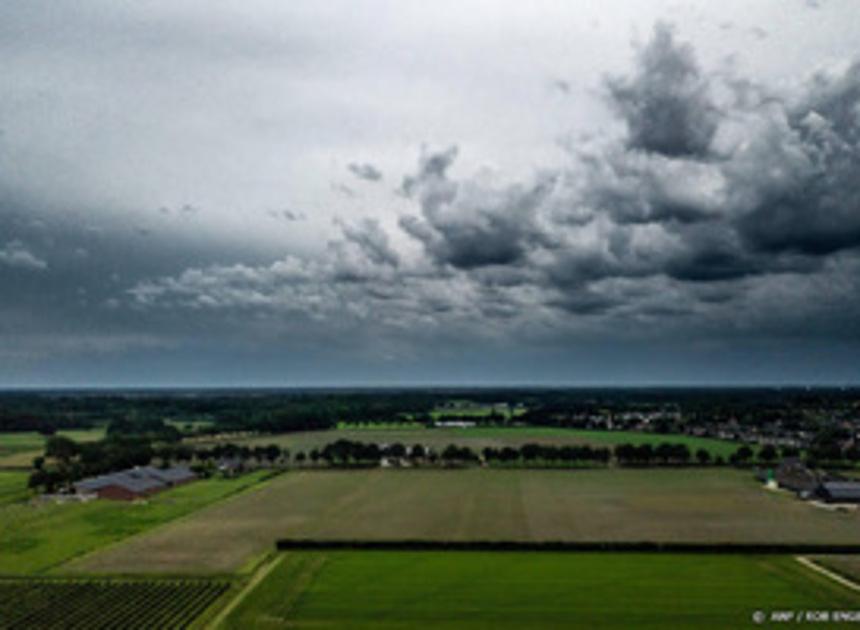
74, 466, 194, 495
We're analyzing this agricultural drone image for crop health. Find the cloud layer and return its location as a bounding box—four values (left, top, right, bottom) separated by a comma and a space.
2, 4, 860, 385
129, 23, 860, 347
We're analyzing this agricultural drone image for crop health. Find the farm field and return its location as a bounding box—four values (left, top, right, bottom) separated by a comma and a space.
70, 468, 860, 575
194, 426, 738, 458
428, 403, 527, 420
0, 428, 105, 468
0, 471, 30, 506
0, 577, 229, 629
222, 551, 860, 629
0, 470, 271, 574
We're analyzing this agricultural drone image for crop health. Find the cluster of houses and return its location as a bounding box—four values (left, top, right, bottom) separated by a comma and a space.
762, 459, 860, 504
73, 465, 196, 501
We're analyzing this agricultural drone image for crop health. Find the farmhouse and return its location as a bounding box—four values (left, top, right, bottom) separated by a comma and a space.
73, 466, 196, 501
773, 458, 820, 497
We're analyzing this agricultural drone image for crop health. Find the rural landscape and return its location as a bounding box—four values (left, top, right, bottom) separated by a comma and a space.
3, 388, 860, 627
4, 0, 860, 627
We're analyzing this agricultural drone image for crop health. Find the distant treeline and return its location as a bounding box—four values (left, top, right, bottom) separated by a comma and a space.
282, 439, 756, 469
0, 410, 95, 434
3, 387, 859, 435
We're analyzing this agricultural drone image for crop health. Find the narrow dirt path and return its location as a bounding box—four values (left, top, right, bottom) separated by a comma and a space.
206, 554, 283, 629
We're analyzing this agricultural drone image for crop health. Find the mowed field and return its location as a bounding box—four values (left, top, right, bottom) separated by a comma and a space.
224, 551, 860, 629
0, 471, 30, 506
0, 471, 271, 574
194, 426, 738, 458
70, 468, 860, 575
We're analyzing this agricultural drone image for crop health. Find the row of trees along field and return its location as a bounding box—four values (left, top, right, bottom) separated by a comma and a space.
26, 417, 840, 493
28, 417, 188, 492
256, 439, 768, 469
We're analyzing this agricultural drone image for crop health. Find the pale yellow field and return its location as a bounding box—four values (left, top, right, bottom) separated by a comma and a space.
67, 468, 860, 575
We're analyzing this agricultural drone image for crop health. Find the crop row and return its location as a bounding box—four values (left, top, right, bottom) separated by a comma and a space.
0, 579, 229, 629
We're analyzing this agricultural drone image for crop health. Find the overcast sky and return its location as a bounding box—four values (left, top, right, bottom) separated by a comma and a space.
2, 0, 860, 386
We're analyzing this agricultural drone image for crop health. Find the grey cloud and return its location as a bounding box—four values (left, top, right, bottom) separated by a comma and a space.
157, 204, 200, 216
749, 27, 768, 41
552, 79, 572, 94
734, 63, 860, 255
0, 240, 47, 270
267, 209, 306, 222
399, 146, 549, 269
546, 289, 619, 316
400, 145, 459, 197
347, 162, 383, 182
339, 218, 399, 267
331, 182, 357, 198
581, 147, 727, 225
126, 22, 860, 338
606, 22, 719, 158
3, 2, 859, 385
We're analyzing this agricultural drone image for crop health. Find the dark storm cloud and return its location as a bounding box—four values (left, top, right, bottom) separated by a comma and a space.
605, 22, 719, 158
399, 146, 549, 269
347, 162, 383, 182
735, 63, 860, 255
128, 19, 860, 347
4, 8, 860, 386
0, 188, 292, 373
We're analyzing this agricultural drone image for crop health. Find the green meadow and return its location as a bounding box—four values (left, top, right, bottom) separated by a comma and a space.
224, 551, 860, 629
0, 471, 30, 506
0, 470, 271, 574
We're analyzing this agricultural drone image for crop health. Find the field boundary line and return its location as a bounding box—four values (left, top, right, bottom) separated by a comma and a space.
205, 554, 283, 629
796, 556, 860, 593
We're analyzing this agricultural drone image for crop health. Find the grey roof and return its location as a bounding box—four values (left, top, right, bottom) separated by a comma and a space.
74, 466, 195, 495
820, 482, 860, 501
136, 466, 196, 484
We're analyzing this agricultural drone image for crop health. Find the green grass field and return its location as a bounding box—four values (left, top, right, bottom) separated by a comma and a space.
223, 551, 860, 629
429, 404, 524, 420
0, 471, 271, 575
70, 468, 860, 575
0, 471, 30, 506
196, 426, 738, 459
0, 428, 106, 468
